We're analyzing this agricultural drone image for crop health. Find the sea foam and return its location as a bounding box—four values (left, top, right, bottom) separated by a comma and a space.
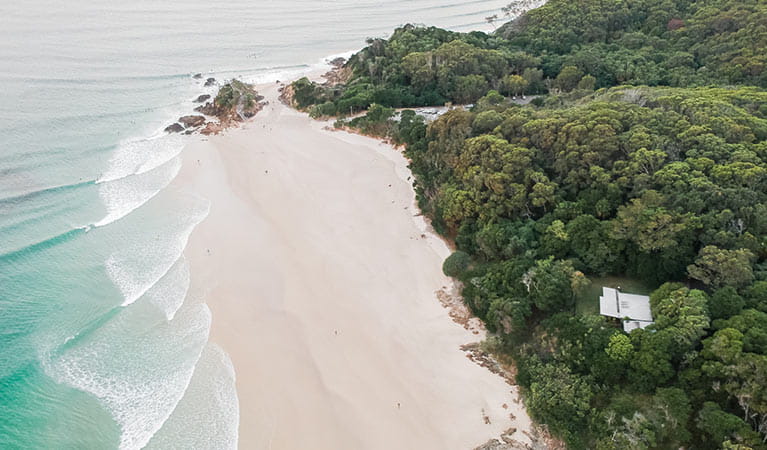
97, 134, 184, 184
145, 343, 239, 450
44, 301, 212, 450
143, 256, 190, 321
105, 196, 209, 306
94, 156, 181, 228
234, 51, 356, 86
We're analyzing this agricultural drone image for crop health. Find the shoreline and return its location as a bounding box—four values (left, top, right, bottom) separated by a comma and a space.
174, 78, 537, 449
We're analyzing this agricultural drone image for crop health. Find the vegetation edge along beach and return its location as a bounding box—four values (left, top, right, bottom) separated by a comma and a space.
281, 0, 767, 448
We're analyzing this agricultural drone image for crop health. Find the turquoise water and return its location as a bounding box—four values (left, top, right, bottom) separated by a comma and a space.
0, 1, 527, 448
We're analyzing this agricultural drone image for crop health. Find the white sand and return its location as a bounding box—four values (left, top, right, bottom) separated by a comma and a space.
176, 82, 534, 449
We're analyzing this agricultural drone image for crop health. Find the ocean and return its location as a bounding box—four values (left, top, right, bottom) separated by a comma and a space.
0, 1, 533, 448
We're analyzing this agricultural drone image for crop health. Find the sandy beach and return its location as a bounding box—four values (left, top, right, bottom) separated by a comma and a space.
175, 82, 534, 449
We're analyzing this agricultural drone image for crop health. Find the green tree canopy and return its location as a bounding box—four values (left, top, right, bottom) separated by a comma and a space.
688, 246, 755, 288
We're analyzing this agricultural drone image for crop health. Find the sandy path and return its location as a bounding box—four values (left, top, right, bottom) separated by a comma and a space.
175, 83, 533, 449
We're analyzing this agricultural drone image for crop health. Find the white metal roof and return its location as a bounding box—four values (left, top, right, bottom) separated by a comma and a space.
599, 287, 654, 328
617, 292, 653, 322
599, 287, 620, 317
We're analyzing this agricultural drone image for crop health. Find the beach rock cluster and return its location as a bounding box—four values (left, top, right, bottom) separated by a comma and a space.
164, 114, 206, 134
474, 425, 562, 450
473, 431, 528, 450
164, 123, 184, 133
165, 78, 265, 136
321, 57, 351, 87
278, 83, 295, 107
178, 115, 206, 128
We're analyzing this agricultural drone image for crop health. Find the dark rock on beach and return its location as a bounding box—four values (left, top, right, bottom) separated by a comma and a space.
178, 115, 206, 128
194, 94, 211, 103
204, 77, 216, 87
164, 123, 184, 133
192, 73, 202, 79
328, 57, 346, 68
195, 102, 221, 117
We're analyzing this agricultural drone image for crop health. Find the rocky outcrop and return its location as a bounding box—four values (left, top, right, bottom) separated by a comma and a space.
166, 79, 264, 135
204, 77, 216, 87
328, 57, 346, 68
473, 426, 562, 450
178, 115, 206, 128
278, 83, 295, 107
164, 123, 184, 133
193, 73, 203, 79
473, 429, 527, 450
321, 62, 352, 87
200, 122, 225, 136
196, 80, 263, 120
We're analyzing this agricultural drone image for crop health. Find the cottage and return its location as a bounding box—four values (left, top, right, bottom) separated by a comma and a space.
599, 287, 654, 332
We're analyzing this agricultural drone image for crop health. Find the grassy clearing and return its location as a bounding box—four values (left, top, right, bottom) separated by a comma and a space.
576, 275, 655, 316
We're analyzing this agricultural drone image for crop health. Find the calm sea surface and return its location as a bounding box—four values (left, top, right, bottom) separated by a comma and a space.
0, 1, 530, 448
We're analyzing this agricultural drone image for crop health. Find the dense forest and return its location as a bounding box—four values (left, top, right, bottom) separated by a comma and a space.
291, 1, 767, 448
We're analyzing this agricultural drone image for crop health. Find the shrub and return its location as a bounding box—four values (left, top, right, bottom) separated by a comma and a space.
292, 77, 324, 109
443, 251, 471, 277
472, 110, 504, 134
309, 101, 337, 118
